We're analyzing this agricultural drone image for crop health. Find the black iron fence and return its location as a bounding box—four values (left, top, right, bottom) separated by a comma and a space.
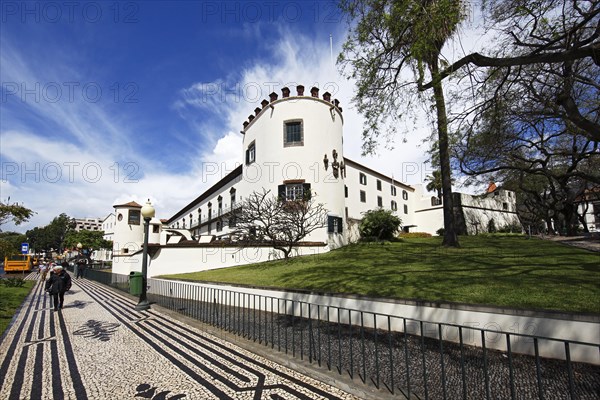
86, 272, 600, 399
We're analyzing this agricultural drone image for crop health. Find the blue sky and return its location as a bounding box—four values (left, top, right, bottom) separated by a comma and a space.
1, 1, 483, 233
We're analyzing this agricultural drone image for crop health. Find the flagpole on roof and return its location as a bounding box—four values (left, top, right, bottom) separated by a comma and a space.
330, 34, 334, 70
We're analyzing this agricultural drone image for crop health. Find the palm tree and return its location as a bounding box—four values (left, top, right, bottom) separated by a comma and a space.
425, 170, 443, 200
339, 0, 465, 246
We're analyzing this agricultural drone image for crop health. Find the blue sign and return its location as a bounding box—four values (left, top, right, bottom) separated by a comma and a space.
21, 243, 29, 254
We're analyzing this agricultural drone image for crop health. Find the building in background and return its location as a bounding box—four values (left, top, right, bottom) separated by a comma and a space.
73, 217, 103, 232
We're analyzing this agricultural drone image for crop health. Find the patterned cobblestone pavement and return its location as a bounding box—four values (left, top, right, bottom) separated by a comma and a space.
0, 276, 364, 400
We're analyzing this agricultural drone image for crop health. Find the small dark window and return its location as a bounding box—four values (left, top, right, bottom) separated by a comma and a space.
284, 120, 303, 146
128, 210, 140, 225
152, 225, 159, 233
327, 216, 343, 233
229, 217, 237, 228
377, 196, 383, 207
360, 190, 366, 203
377, 180, 382, 191
503, 202, 508, 210
344, 185, 348, 198
246, 141, 256, 164
359, 173, 367, 185
391, 186, 397, 196
402, 190, 408, 200
404, 204, 408, 214
278, 183, 311, 201
230, 188, 236, 207
391, 200, 398, 211
216, 221, 222, 232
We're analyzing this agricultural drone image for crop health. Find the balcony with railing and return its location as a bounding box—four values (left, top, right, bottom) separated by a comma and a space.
188, 202, 242, 230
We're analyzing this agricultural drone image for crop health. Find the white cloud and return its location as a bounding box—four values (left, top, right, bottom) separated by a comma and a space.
182, 25, 436, 191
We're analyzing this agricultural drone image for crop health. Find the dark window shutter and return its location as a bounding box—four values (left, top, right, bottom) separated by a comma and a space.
337, 217, 343, 233
327, 216, 334, 233
245, 149, 250, 164
303, 183, 311, 200
278, 184, 286, 201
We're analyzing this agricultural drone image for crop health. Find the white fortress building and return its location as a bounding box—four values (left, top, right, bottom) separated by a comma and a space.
111, 85, 519, 277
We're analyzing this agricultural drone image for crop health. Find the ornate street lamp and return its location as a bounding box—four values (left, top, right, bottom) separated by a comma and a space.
135, 199, 155, 311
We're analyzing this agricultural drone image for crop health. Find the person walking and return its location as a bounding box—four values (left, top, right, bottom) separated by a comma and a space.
45, 265, 72, 311
39, 262, 48, 282
76, 259, 86, 279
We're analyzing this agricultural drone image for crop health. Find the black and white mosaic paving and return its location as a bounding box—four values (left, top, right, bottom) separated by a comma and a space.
0, 277, 361, 399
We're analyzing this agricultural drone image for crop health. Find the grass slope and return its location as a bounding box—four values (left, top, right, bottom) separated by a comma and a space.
164, 236, 600, 314
0, 280, 35, 336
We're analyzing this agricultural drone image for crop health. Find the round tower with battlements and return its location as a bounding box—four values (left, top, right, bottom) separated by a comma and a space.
239, 85, 347, 247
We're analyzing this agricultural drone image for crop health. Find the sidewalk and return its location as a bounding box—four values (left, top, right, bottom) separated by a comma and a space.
0, 275, 362, 400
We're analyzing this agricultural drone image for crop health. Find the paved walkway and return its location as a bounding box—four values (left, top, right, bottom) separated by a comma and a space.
0, 276, 363, 400
540, 234, 600, 252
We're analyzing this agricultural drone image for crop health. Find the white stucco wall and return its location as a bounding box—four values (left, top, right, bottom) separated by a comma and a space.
113, 244, 327, 277
412, 186, 520, 235
240, 95, 346, 246
112, 205, 145, 255
578, 201, 599, 231
344, 159, 414, 228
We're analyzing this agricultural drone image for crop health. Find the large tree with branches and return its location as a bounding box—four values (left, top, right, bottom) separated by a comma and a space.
0, 199, 34, 230
339, 0, 465, 247
424, 1, 599, 140
339, 0, 597, 242
232, 189, 328, 259
453, 1, 599, 235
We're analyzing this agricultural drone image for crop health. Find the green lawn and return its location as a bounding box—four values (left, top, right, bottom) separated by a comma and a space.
163, 236, 600, 314
0, 280, 35, 336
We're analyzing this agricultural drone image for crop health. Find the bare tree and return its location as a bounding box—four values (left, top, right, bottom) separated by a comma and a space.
232, 189, 328, 259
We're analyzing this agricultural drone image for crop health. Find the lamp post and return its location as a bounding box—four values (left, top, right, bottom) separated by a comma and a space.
77, 242, 82, 256
136, 199, 155, 311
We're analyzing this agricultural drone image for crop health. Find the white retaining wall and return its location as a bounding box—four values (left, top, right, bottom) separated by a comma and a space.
149, 279, 600, 365
112, 245, 328, 277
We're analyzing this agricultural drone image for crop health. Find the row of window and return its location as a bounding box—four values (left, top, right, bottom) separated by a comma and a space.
360, 191, 408, 213
359, 173, 408, 199
346, 184, 408, 213
174, 189, 237, 229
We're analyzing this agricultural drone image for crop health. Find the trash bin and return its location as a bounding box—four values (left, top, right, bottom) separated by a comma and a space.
129, 271, 143, 296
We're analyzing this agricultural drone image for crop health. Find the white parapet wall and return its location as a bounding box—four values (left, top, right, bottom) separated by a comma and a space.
112, 244, 329, 277
148, 279, 600, 365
